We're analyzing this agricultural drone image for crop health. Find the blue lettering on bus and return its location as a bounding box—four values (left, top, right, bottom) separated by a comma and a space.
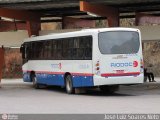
111, 62, 133, 67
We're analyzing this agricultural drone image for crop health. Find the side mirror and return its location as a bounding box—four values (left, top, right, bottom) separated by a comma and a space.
20, 44, 25, 59
20, 44, 24, 53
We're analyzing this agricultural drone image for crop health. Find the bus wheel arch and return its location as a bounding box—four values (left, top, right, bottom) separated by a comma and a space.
64, 72, 75, 94
30, 71, 39, 89
30, 71, 35, 82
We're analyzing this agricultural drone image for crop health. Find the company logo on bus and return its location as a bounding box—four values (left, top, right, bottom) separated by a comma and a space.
111, 61, 138, 68
51, 63, 62, 69
133, 61, 138, 67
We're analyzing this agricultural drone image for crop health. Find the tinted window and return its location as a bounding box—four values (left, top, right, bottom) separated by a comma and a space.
56, 40, 63, 59
44, 41, 52, 59
98, 31, 140, 54
24, 36, 92, 60
72, 36, 92, 60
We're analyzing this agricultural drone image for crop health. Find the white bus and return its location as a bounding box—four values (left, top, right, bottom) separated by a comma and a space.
21, 28, 144, 94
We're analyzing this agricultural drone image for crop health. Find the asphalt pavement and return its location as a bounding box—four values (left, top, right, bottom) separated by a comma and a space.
0, 78, 160, 114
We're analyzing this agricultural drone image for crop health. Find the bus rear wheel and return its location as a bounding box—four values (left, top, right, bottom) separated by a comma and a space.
65, 75, 75, 94
100, 85, 119, 94
31, 74, 39, 89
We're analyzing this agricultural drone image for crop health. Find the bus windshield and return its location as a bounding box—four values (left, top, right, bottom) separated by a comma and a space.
98, 31, 140, 54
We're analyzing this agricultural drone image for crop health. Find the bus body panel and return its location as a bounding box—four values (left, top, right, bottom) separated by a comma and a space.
93, 74, 143, 86
92, 28, 143, 86
23, 60, 93, 87
100, 55, 141, 76
92, 54, 144, 86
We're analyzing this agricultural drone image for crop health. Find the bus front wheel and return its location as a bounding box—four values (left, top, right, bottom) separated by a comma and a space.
65, 75, 75, 94
31, 74, 39, 89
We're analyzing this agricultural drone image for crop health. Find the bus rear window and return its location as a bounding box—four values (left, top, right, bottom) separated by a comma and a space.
98, 31, 140, 54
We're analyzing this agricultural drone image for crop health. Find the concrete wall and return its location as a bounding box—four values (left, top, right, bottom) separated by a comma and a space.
3, 48, 22, 78
0, 30, 28, 47
135, 26, 160, 41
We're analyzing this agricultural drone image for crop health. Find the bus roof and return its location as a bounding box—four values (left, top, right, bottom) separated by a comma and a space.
24, 27, 140, 42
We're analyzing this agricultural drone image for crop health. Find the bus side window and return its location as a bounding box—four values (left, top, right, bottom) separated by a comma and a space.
72, 37, 79, 59
77, 48, 84, 59
78, 37, 85, 59
85, 48, 92, 59
44, 40, 52, 59
27, 43, 32, 60
52, 40, 58, 59
68, 38, 74, 59
36, 41, 43, 59
31, 42, 36, 59
85, 36, 92, 60
62, 39, 69, 59
56, 40, 63, 59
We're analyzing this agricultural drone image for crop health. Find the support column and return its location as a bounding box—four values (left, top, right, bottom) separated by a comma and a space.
26, 20, 41, 36
80, 1, 119, 27
135, 13, 139, 26
107, 15, 119, 27
62, 16, 65, 29
0, 8, 41, 36
0, 46, 4, 85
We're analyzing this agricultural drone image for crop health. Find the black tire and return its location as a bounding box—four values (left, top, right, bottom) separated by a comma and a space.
65, 75, 75, 94
31, 74, 39, 89
100, 85, 119, 94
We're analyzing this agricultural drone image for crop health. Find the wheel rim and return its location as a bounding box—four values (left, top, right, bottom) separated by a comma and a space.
66, 76, 72, 92
32, 76, 37, 86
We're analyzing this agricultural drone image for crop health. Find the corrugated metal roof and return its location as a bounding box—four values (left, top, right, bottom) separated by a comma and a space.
1, 0, 160, 21
0, 0, 51, 3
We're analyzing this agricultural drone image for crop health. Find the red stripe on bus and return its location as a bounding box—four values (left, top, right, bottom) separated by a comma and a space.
101, 72, 140, 77
23, 70, 93, 76
36, 71, 64, 75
